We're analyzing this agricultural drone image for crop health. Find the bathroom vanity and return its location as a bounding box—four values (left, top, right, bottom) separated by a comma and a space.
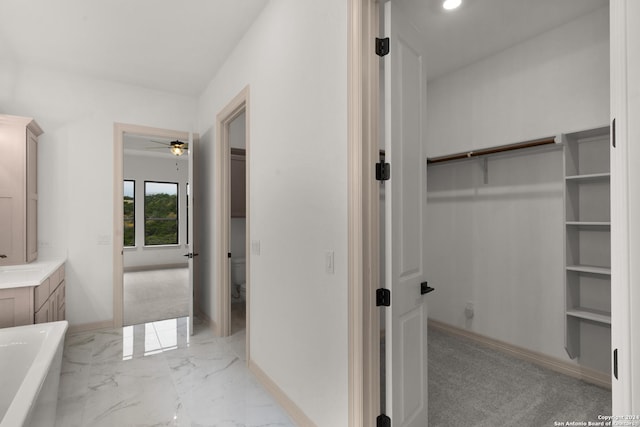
0, 260, 66, 328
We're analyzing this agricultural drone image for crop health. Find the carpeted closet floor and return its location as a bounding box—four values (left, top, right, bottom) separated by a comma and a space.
428, 327, 612, 426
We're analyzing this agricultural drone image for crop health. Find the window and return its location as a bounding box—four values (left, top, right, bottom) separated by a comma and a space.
144, 181, 179, 246
123, 180, 135, 247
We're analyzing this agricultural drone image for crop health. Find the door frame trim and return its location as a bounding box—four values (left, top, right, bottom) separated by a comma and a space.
214, 86, 250, 347
348, 0, 380, 425
112, 122, 191, 328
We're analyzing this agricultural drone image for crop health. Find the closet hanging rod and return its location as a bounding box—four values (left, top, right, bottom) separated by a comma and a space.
426, 136, 557, 164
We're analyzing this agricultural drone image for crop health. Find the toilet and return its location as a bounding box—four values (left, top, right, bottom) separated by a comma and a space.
231, 257, 246, 302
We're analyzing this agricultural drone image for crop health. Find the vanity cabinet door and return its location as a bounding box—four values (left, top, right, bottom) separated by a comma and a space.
26, 129, 38, 262
56, 281, 65, 321
35, 301, 49, 324
0, 115, 43, 266
0, 287, 34, 327
34, 264, 66, 323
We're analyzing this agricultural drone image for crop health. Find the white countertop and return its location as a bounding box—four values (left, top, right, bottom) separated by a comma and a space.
0, 259, 65, 290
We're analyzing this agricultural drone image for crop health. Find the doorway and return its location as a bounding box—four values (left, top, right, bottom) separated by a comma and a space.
229, 112, 247, 334
122, 134, 189, 325
113, 123, 198, 330
214, 86, 250, 346
372, 0, 613, 424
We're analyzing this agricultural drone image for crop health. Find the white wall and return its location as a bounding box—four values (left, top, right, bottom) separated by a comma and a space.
0, 64, 196, 326
197, 1, 348, 425
426, 7, 610, 158
426, 149, 567, 356
425, 7, 610, 374
123, 152, 189, 269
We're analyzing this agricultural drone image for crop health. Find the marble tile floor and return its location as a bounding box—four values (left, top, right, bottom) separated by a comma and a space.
55, 316, 295, 427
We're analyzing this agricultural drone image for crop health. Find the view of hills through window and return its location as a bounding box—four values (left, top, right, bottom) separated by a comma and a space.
144, 182, 179, 246
123, 180, 179, 246
124, 180, 135, 246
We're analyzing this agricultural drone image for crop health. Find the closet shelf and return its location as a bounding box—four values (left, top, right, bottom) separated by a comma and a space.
563, 125, 611, 363
566, 265, 611, 275
566, 308, 611, 325
565, 172, 610, 182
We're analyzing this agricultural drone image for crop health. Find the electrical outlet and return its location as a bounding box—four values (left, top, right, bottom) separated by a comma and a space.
465, 302, 474, 319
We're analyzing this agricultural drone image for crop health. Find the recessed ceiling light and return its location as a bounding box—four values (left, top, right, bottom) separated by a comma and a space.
443, 0, 462, 10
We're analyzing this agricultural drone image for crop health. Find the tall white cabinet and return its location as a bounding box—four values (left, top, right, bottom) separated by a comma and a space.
563, 126, 611, 374
0, 114, 43, 266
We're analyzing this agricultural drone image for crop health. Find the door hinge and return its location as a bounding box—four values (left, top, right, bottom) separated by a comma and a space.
612, 118, 616, 148
613, 348, 618, 379
376, 160, 390, 181
377, 414, 391, 427
376, 37, 389, 57
376, 288, 391, 307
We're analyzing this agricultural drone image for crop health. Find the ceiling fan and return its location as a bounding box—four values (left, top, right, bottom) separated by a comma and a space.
145, 139, 189, 156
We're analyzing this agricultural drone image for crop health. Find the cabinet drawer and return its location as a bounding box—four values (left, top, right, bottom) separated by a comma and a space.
34, 277, 50, 311
49, 268, 59, 288
48, 265, 65, 288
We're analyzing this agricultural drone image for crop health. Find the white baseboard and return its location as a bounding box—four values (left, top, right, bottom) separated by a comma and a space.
248, 360, 315, 427
428, 319, 611, 389
67, 319, 114, 334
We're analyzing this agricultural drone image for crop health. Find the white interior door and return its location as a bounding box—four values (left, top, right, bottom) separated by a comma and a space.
384, 1, 429, 426
187, 133, 197, 335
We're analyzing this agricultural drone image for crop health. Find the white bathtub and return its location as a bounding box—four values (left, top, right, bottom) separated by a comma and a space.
0, 321, 68, 427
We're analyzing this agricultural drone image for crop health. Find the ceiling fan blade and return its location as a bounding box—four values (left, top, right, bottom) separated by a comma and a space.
149, 140, 170, 146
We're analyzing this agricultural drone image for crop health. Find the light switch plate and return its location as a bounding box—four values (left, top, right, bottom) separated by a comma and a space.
251, 240, 261, 255
325, 251, 334, 274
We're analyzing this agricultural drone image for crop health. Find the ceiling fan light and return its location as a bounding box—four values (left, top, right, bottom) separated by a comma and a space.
169, 140, 185, 156
443, 0, 461, 10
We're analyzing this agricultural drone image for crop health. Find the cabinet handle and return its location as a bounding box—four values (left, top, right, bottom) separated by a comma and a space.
0, 254, 7, 259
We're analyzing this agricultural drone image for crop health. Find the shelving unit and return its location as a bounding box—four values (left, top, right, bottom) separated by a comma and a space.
563, 126, 611, 369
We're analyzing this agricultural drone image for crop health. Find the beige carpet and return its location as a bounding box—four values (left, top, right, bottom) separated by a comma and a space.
123, 268, 189, 326
428, 326, 612, 426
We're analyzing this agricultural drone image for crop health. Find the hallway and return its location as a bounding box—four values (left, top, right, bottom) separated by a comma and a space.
55, 317, 293, 426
